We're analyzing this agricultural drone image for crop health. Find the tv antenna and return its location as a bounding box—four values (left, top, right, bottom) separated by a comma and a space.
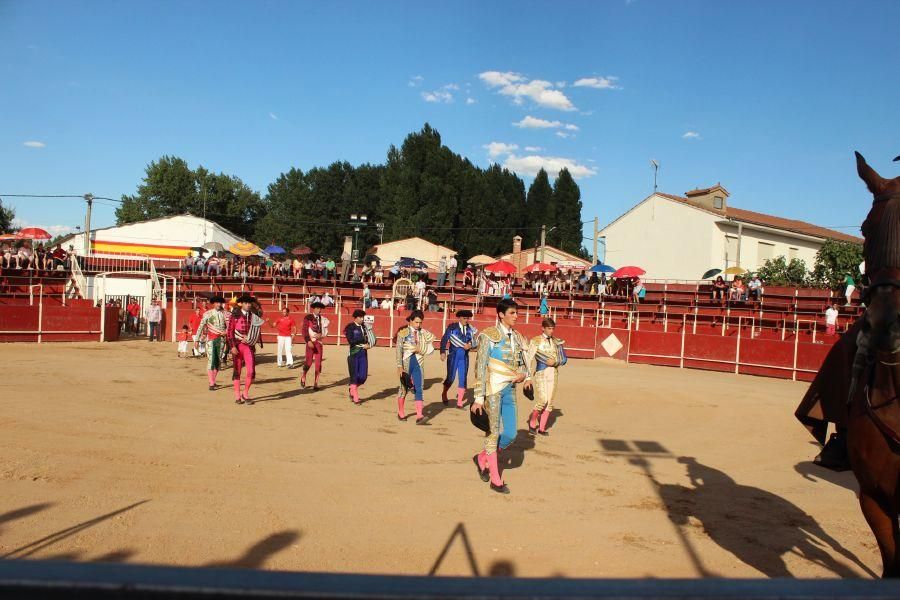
650, 160, 659, 192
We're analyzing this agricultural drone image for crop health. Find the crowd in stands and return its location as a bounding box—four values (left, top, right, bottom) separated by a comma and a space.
1, 242, 69, 273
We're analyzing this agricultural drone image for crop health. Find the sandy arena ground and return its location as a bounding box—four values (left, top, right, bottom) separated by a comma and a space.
0, 340, 879, 578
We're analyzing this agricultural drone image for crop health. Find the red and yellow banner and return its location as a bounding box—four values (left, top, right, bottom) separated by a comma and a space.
91, 240, 191, 259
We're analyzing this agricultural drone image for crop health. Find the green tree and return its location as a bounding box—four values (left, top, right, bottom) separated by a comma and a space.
525, 169, 553, 239
0, 199, 15, 233
757, 256, 810, 286
809, 239, 864, 289
117, 156, 263, 239
551, 168, 585, 256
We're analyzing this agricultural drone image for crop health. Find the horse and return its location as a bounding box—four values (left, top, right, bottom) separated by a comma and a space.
846, 152, 900, 577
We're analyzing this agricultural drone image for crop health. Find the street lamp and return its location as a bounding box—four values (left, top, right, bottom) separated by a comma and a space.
597, 235, 607, 265
348, 214, 369, 266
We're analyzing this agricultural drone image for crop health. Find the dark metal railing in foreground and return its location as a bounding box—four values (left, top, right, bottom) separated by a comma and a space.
0, 561, 898, 599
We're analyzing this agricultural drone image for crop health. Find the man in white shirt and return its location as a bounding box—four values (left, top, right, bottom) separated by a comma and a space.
145, 300, 163, 342
414, 279, 426, 310
448, 255, 458, 288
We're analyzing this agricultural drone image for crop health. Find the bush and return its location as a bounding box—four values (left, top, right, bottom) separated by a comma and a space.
809, 240, 864, 290
756, 256, 810, 287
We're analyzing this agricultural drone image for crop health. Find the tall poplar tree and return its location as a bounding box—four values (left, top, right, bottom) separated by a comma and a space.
551, 168, 585, 256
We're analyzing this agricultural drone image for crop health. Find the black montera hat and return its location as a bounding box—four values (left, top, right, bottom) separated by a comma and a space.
456, 309, 473, 318
236, 294, 255, 303
311, 301, 326, 309
208, 295, 226, 303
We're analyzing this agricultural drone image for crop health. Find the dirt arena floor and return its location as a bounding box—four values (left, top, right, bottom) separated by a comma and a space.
0, 340, 878, 578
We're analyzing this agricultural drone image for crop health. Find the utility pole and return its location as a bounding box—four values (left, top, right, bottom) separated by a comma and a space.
592, 217, 599, 264
83, 193, 94, 256
540, 224, 546, 263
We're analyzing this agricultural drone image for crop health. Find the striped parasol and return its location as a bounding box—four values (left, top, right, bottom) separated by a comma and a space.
229, 241, 262, 257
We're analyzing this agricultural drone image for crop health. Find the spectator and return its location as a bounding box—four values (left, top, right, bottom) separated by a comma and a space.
177, 325, 191, 358
270, 307, 296, 368
381, 296, 393, 310
325, 257, 336, 280
340, 251, 351, 282
18, 243, 33, 270
598, 273, 608, 297
183, 253, 194, 276
321, 292, 335, 307
448, 255, 458, 287
206, 255, 220, 277
189, 306, 204, 356
825, 303, 839, 336
426, 287, 439, 312
463, 264, 474, 287
127, 298, 142, 334
437, 256, 447, 287
292, 257, 302, 279
146, 299, 163, 341
193, 255, 206, 277
374, 265, 384, 284
729, 277, 746, 302
362, 284, 371, 308
632, 277, 646, 303
304, 258, 314, 279
315, 257, 325, 279
712, 276, 728, 303
539, 292, 550, 316
415, 277, 426, 309
747, 275, 764, 301
844, 274, 856, 306
51, 245, 68, 270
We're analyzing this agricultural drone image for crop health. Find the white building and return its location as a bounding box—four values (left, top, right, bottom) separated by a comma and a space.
599, 185, 861, 281
61, 214, 248, 259
368, 237, 457, 267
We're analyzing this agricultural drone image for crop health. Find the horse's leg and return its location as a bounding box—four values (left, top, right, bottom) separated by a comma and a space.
859, 489, 897, 577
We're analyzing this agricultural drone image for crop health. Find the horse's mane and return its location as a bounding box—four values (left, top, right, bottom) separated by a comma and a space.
863, 197, 900, 275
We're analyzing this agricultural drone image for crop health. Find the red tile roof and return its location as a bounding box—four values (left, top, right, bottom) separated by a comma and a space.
657, 193, 862, 243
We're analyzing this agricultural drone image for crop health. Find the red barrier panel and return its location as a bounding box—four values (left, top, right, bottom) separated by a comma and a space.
628, 331, 682, 368
0, 304, 114, 342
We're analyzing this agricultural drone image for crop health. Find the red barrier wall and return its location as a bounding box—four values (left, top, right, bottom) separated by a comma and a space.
0, 304, 118, 342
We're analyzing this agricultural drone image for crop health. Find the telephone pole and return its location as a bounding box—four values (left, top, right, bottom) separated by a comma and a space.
83, 193, 93, 256
592, 217, 599, 264
539, 224, 546, 263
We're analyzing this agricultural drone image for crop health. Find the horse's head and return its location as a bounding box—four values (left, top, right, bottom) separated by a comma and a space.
854, 153, 900, 369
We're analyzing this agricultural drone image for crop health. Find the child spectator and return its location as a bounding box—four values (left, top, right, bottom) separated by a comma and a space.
177, 325, 191, 357
825, 303, 839, 336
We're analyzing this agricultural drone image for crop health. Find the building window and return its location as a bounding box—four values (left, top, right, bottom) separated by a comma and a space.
757, 241, 774, 267
788, 247, 798, 261
713, 196, 724, 209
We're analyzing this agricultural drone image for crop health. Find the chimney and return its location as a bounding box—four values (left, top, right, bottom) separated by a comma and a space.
513, 235, 522, 255
685, 183, 730, 213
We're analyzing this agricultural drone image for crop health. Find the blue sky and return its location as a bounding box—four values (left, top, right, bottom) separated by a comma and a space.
2, 0, 898, 245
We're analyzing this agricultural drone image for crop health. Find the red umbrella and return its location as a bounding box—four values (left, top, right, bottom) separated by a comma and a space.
612, 266, 646, 278
524, 262, 557, 273
484, 260, 517, 275
16, 227, 51, 240
0, 233, 18, 241
291, 245, 313, 256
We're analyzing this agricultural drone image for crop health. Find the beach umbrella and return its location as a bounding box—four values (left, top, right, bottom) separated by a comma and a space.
363, 254, 381, 264
589, 263, 616, 273
612, 266, 645, 278
291, 245, 313, 256
702, 268, 722, 279
723, 266, 747, 276
484, 260, 518, 275
524, 262, 557, 273
0, 233, 18, 241
396, 257, 428, 269
16, 227, 51, 240
264, 245, 286, 255
190, 246, 208, 254
202, 241, 225, 252
229, 241, 261, 257
467, 254, 496, 266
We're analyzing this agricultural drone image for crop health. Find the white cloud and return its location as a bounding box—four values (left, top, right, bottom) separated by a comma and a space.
556, 131, 572, 139
514, 116, 561, 129
524, 146, 543, 152
573, 76, 621, 90
421, 83, 457, 103
269, 112, 279, 121
483, 142, 519, 158
408, 75, 424, 87
682, 131, 701, 139
465, 97, 476, 105
479, 71, 576, 111
422, 89, 453, 103
503, 153, 597, 179
478, 71, 525, 87
556, 81, 567, 88
513, 115, 579, 131
23, 141, 46, 148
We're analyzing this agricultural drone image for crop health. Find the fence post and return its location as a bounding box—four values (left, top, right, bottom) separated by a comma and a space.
100, 276, 106, 342
792, 321, 800, 381
172, 279, 178, 343
37, 287, 43, 344
336, 308, 342, 347
389, 306, 395, 348
734, 318, 742, 375
442, 303, 448, 332
679, 315, 686, 368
